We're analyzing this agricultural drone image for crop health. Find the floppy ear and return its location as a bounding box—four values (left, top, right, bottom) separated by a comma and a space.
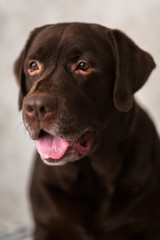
14, 25, 49, 110
108, 30, 156, 112
14, 49, 26, 110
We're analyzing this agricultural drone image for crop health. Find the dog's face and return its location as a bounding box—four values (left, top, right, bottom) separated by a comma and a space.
14, 23, 155, 166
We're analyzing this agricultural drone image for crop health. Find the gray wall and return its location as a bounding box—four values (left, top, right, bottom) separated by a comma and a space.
0, 0, 160, 227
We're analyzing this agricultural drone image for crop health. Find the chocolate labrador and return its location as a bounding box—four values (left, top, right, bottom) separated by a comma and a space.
14, 23, 160, 240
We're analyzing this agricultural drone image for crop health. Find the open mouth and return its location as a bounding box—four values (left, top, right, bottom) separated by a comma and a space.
35, 128, 94, 164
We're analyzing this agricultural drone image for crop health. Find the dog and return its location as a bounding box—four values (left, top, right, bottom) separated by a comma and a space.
14, 22, 160, 240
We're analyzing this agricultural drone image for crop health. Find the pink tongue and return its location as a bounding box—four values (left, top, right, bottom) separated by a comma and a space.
36, 134, 70, 160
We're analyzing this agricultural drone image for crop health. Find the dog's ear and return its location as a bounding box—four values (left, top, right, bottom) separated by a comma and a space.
14, 48, 26, 110
108, 30, 156, 112
14, 25, 49, 110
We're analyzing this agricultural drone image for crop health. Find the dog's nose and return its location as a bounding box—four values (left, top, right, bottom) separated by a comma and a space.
24, 94, 57, 120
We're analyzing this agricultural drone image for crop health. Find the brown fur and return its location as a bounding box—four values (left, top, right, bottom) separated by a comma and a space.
15, 22, 160, 240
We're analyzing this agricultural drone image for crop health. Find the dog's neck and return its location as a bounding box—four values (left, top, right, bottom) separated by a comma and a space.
90, 102, 140, 196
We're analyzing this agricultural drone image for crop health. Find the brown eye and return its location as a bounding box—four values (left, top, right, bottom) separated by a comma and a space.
72, 61, 93, 75
28, 61, 39, 72
77, 62, 90, 71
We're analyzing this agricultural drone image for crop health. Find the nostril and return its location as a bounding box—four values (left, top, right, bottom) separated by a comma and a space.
44, 102, 57, 113
25, 104, 36, 119
39, 106, 46, 113
26, 105, 34, 113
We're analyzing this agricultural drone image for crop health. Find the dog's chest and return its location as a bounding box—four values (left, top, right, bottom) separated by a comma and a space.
50, 159, 108, 222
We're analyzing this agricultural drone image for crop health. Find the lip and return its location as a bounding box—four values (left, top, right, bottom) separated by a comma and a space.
36, 128, 94, 165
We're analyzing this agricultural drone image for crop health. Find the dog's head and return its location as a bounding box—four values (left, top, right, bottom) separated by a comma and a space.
14, 23, 155, 166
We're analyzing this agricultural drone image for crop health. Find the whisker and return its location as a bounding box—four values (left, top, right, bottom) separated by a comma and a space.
16, 121, 24, 130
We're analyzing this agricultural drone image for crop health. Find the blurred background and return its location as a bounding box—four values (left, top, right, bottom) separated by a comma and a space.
0, 0, 160, 232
